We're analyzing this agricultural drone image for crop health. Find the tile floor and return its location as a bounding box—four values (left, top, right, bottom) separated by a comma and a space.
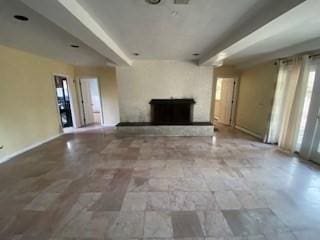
0, 126, 320, 239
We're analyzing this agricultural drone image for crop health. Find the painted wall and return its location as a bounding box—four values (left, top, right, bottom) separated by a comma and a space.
116, 60, 213, 122
0, 45, 76, 161
236, 62, 278, 138
74, 66, 120, 126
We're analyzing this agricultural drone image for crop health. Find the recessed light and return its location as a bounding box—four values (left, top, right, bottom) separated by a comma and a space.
193, 53, 200, 56
14, 15, 29, 21
70, 44, 79, 48
133, 53, 140, 56
145, 0, 162, 5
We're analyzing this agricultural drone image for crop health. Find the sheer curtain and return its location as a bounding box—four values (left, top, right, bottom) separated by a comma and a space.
267, 55, 311, 152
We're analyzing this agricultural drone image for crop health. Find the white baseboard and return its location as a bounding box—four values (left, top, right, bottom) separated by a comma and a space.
235, 125, 263, 140
103, 123, 117, 127
0, 133, 63, 164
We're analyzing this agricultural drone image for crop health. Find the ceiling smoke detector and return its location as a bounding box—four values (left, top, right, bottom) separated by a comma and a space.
145, 0, 162, 5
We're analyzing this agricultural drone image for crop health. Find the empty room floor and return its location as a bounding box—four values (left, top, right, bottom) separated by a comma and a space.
0, 127, 320, 240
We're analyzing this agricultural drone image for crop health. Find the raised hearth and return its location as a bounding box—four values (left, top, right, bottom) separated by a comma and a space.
116, 123, 213, 136
116, 98, 213, 136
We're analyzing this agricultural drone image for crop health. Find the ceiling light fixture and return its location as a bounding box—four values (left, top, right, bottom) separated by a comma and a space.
133, 53, 140, 56
14, 15, 29, 21
145, 0, 162, 5
70, 44, 79, 48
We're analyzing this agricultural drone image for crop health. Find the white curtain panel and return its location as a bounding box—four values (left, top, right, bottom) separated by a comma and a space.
268, 56, 311, 152
267, 63, 288, 144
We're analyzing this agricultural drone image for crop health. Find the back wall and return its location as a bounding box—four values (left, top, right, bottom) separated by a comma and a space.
116, 60, 213, 122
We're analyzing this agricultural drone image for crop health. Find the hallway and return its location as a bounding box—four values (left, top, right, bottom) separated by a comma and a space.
0, 126, 320, 239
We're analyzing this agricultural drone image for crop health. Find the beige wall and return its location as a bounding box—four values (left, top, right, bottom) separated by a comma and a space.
0, 45, 120, 162
74, 66, 120, 126
0, 45, 76, 161
116, 60, 213, 122
236, 62, 278, 138
214, 65, 240, 78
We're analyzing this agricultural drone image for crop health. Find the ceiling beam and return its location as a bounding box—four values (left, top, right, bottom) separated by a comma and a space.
22, 0, 132, 66
199, 0, 307, 66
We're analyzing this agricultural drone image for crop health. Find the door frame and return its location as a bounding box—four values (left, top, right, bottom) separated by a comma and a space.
78, 76, 104, 126
300, 62, 320, 161
213, 75, 239, 127
52, 74, 79, 131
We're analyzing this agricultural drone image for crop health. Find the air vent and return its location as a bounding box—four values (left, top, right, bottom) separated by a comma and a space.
174, 0, 190, 4
145, 0, 162, 5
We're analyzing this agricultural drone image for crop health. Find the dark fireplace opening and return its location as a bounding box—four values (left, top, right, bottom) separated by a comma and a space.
150, 98, 195, 125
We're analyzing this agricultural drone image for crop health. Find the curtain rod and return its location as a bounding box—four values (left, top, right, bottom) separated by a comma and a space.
277, 52, 320, 62
309, 53, 320, 59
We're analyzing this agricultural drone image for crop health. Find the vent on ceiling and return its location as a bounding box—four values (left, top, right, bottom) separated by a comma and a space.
145, 0, 162, 4
174, 0, 190, 4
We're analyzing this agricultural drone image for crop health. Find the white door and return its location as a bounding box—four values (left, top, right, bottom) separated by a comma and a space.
300, 61, 320, 163
310, 109, 320, 163
80, 79, 94, 125
215, 78, 235, 125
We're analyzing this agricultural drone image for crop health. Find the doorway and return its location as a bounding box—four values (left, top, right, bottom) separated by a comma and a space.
214, 77, 236, 125
310, 107, 320, 163
300, 60, 320, 164
79, 77, 103, 126
300, 61, 320, 164
54, 76, 73, 128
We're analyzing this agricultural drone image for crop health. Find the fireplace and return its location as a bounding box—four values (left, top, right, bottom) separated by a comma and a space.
150, 98, 195, 125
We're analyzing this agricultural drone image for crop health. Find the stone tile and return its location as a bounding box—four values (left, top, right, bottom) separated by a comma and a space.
144, 211, 173, 238
222, 208, 289, 237
293, 230, 320, 240
128, 177, 169, 192
151, 166, 184, 178
169, 191, 218, 210
169, 178, 209, 192
1, 125, 320, 238
149, 178, 170, 191
234, 191, 268, 209
90, 190, 126, 211
172, 211, 204, 238
42, 179, 72, 193
106, 211, 144, 238
183, 167, 204, 178
121, 192, 147, 211
205, 177, 231, 191
215, 191, 242, 210
24, 193, 60, 211
197, 210, 234, 238
147, 192, 171, 210
128, 177, 150, 192
0, 210, 41, 238
264, 231, 297, 240
52, 193, 102, 238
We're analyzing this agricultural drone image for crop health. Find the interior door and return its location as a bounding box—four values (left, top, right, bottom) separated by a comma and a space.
54, 76, 73, 128
80, 79, 94, 125
310, 108, 320, 163
300, 60, 320, 163
220, 78, 235, 125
